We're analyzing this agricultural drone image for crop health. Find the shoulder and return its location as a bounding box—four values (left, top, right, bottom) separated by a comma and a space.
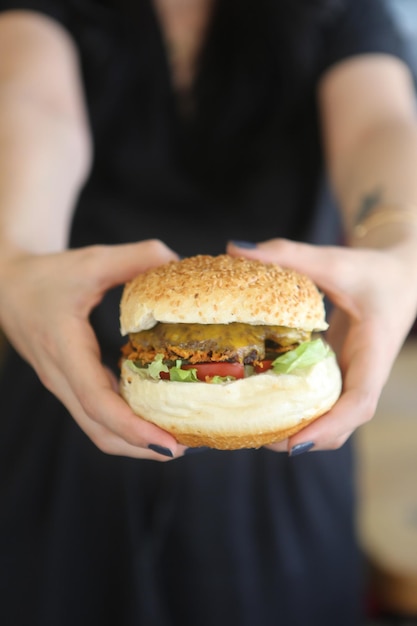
317, 0, 415, 75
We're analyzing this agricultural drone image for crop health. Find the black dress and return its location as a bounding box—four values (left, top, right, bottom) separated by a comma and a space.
0, 1, 413, 624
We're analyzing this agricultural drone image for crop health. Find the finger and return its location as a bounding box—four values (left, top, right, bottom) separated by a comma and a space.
287, 389, 371, 453
52, 367, 184, 460
83, 239, 179, 294
104, 365, 119, 392
265, 438, 289, 453
287, 326, 386, 452
51, 319, 182, 457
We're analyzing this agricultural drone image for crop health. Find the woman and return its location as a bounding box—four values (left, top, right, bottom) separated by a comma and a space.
0, 0, 417, 624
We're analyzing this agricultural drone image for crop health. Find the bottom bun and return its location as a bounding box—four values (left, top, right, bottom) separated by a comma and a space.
120, 354, 342, 450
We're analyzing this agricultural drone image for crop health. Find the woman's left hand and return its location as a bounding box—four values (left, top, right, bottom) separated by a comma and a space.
227, 238, 417, 454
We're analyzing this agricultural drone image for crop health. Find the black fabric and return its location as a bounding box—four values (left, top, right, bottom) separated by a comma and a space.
0, 1, 412, 625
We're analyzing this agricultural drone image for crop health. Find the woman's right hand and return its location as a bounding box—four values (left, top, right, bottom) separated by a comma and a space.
0, 239, 186, 460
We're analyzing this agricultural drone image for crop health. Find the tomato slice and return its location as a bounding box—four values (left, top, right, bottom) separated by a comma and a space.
254, 360, 273, 374
182, 362, 245, 381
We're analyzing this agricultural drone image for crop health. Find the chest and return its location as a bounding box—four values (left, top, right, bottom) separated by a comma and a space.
152, 0, 215, 93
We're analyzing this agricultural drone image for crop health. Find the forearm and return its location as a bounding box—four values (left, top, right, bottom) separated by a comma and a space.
319, 55, 417, 256
0, 94, 91, 255
331, 118, 417, 250
0, 11, 92, 257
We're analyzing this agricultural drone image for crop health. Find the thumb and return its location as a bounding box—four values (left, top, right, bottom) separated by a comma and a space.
228, 238, 338, 284
88, 239, 179, 292
227, 238, 360, 317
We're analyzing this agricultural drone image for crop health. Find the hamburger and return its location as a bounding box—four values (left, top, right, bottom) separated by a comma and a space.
119, 254, 342, 450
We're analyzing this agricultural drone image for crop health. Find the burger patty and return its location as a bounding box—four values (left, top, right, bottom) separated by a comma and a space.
122, 322, 311, 365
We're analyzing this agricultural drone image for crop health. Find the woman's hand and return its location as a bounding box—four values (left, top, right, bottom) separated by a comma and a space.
227, 238, 417, 454
0, 239, 186, 460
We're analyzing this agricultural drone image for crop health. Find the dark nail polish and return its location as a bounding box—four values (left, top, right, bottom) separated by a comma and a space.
184, 446, 211, 455
289, 441, 315, 457
148, 444, 174, 458
230, 240, 257, 249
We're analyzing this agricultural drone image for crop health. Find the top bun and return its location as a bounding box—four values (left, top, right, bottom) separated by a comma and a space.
120, 254, 328, 334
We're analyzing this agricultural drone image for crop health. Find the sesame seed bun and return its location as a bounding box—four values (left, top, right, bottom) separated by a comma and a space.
120, 255, 328, 335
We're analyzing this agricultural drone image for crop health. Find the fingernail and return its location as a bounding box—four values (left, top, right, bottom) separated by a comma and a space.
184, 446, 211, 455
148, 444, 174, 458
230, 240, 257, 249
289, 441, 315, 457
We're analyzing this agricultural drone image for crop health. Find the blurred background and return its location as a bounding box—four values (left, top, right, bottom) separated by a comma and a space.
357, 2, 417, 625
388, 0, 417, 71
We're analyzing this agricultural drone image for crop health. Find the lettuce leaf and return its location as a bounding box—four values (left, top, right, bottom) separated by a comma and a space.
271, 338, 331, 374
125, 354, 169, 380
209, 375, 238, 384
168, 361, 199, 382
124, 359, 149, 379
